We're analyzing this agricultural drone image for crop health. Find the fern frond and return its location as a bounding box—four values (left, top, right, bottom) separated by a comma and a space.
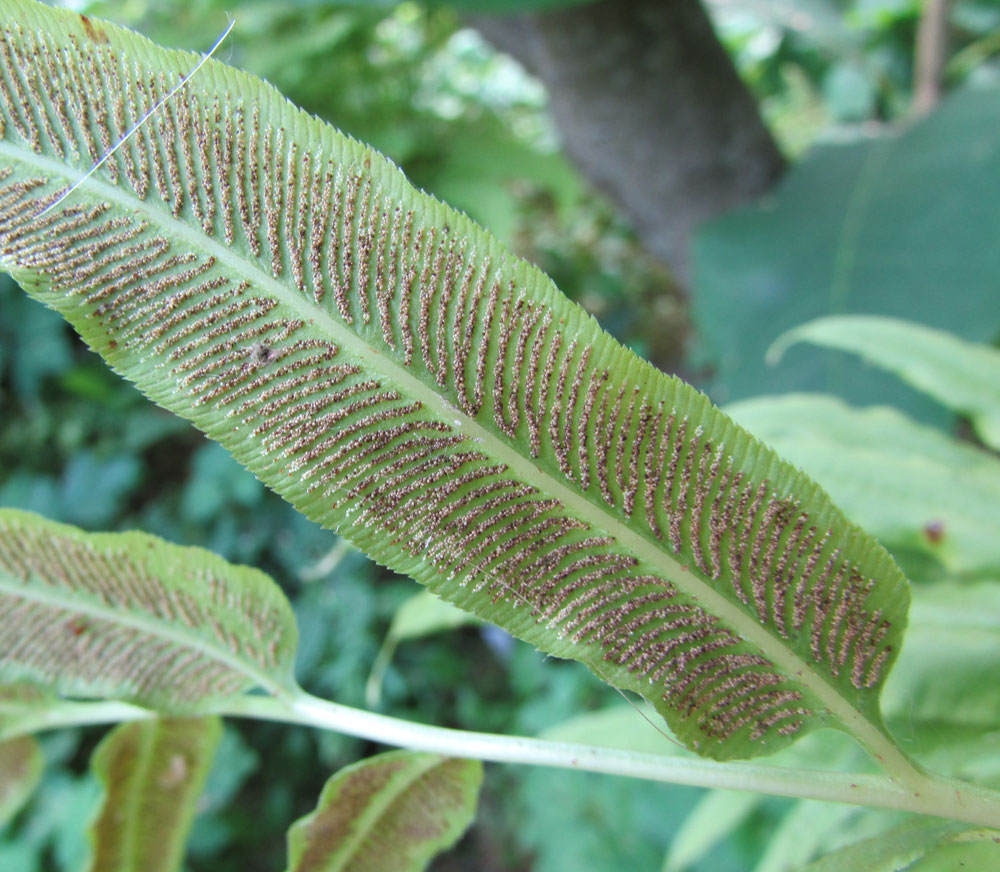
0, 0, 910, 759
89, 717, 222, 872
287, 751, 482, 872
0, 509, 298, 711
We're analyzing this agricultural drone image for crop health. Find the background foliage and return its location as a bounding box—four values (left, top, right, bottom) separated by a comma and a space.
1, 0, 999, 869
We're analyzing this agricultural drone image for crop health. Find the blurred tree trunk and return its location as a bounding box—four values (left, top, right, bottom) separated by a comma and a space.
469, 0, 785, 289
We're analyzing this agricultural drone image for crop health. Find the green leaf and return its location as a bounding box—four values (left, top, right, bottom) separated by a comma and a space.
756, 798, 858, 872
539, 704, 684, 757
725, 394, 1000, 577
0, 508, 298, 712
88, 717, 222, 872
909, 836, 1000, 870
663, 790, 760, 872
802, 818, 994, 871
0, 734, 43, 825
768, 315, 1000, 451
883, 583, 1000, 734
0, 0, 912, 761
663, 790, 764, 872
285, 750, 481, 872
664, 730, 868, 872
386, 589, 482, 644
515, 767, 687, 872
439, 0, 596, 9
366, 589, 481, 708
0, 682, 53, 738
694, 87, 1000, 414
320, 0, 597, 10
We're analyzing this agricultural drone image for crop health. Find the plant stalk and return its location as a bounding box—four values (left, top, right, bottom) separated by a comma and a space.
8, 692, 1000, 829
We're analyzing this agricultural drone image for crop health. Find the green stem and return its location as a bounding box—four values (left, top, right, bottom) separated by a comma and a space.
10, 693, 1000, 830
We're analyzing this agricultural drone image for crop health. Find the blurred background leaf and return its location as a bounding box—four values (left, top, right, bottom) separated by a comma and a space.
693, 85, 1000, 419
801, 818, 1000, 871
366, 590, 482, 708
88, 718, 222, 872
769, 315, 1000, 450
0, 737, 43, 828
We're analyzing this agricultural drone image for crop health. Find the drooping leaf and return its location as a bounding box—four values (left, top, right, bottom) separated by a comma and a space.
88, 717, 222, 872
0, 0, 911, 760
768, 315, 1000, 451
0, 682, 53, 739
910, 839, 1000, 871
725, 394, 1000, 577
0, 508, 298, 712
0, 734, 43, 826
801, 818, 995, 871
883, 582, 1000, 735
694, 86, 1000, 415
756, 798, 858, 872
285, 750, 481, 872
663, 789, 760, 872
387, 590, 482, 643
366, 589, 481, 707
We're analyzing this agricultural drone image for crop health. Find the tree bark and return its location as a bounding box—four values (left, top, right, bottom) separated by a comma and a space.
469, 0, 785, 288
913, 0, 952, 116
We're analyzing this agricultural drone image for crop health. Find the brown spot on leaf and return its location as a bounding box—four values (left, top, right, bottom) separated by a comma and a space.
79, 15, 109, 45
66, 617, 88, 636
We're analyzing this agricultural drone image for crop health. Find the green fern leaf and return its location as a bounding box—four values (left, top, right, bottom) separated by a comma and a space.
89, 717, 222, 872
0, 509, 298, 711
286, 751, 482, 872
0, 0, 910, 759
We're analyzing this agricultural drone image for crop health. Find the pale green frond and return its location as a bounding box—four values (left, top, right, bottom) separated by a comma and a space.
883, 582, 1000, 733
663, 790, 760, 872
768, 315, 1000, 450
0, 509, 298, 711
88, 717, 222, 872
802, 819, 996, 871
0, 0, 910, 760
366, 590, 480, 708
285, 751, 482, 872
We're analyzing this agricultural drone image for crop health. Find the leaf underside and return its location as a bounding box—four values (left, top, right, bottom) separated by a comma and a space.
0, 509, 298, 712
0, 0, 910, 759
89, 717, 222, 872
286, 751, 482, 872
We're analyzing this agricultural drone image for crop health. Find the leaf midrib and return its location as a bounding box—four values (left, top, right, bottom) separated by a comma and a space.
1, 136, 895, 762
333, 755, 443, 869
